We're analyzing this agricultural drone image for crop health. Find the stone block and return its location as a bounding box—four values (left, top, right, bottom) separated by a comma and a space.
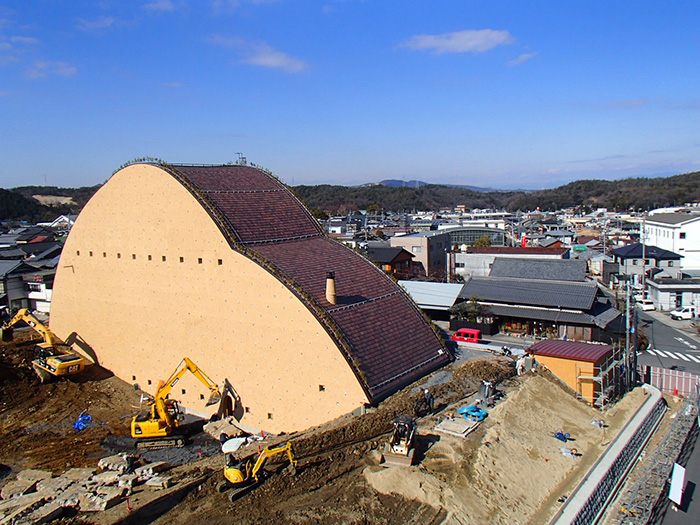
98, 455, 128, 473
1, 478, 38, 499
91, 471, 121, 485
61, 467, 96, 481
96, 486, 127, 499
15, 469, 52, 482
117, 474, 139, 490
145, 476, 172, 489
134, 461, 170, 479
36, 476, 73, 495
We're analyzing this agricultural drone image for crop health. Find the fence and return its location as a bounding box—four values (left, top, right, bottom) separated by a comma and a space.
640, 366, 700, 397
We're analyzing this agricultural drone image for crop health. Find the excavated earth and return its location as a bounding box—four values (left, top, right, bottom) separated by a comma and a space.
0, 333, 648, 524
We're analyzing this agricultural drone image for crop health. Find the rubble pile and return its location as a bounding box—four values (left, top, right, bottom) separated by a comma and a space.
0, 456, 173, 524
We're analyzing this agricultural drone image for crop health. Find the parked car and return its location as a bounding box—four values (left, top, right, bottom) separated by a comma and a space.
451, 328, 484, 344
670, 306, 698, 320
636, 300, 655, 311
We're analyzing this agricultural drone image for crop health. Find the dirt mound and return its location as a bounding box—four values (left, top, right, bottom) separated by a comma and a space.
453, 357, 515, 383
0, 335, 141, 474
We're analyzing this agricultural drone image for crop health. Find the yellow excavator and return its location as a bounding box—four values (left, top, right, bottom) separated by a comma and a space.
131, 357, 222, 450
0, 308, 87, 382
217, 442, 297, 502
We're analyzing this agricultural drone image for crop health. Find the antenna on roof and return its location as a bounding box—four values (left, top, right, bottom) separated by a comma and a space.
235, 152, 247, 165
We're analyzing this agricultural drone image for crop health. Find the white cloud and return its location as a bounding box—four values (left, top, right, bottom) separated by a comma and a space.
508, 52, 537, 66
26, 60, 77, 79
209, 35, 308, 73
242, 44, 307, 73
76, 16, 116, 31
143, 0, 178, 11
400, 29, 514, 55
213, 0, 279, 13
11, 36, 40, 45
602, 99, 648, 109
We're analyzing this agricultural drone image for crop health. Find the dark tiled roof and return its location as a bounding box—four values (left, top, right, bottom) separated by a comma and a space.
162, 164, 449, 402
459, 276, 597, 310
486, 301, 620, 329
528, 339, 613, 363
364, 246, 413, 264
611, 243, 680, 260
489, 258, 587, 282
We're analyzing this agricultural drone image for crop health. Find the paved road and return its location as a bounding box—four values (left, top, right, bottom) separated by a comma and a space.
660, 421, 700, 523
635, 310, 700, 375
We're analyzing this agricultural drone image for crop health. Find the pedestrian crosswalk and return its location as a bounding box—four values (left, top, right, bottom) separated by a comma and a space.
646, 348, 700, 363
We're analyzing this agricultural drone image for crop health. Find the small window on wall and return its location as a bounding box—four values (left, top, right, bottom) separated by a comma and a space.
669, 261, 674, 267
680, 232, 686, 239
76, 251, 80, 256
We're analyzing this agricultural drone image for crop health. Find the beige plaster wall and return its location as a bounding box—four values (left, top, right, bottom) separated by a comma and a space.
535, 355, 599, 402
50, 164, 369, 433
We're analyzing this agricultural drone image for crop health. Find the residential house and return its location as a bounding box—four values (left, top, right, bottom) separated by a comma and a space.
605, 244, 681, 290
390, 231, 450, 278
362, 246, 415, 279
455, 276, 621, 342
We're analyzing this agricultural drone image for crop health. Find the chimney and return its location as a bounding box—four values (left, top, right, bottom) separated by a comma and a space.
326, 271, 337, 305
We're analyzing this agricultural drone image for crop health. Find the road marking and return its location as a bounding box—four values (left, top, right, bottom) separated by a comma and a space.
647, 348, 700, 363
674, 336, 699, 350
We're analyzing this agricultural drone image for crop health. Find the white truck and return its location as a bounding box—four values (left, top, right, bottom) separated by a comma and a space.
670, 306, 698, 320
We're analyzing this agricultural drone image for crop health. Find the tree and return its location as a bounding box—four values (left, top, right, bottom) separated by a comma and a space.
474, 235, 492, 247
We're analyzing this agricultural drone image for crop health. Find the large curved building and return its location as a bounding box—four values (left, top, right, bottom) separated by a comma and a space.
51, 163, 449, 433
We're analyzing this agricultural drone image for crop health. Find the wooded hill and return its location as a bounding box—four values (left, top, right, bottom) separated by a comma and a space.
294, 171, 700, 215
1, 171, 698, 221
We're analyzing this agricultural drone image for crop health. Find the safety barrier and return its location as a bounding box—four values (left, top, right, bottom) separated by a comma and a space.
549, 385, 666, 525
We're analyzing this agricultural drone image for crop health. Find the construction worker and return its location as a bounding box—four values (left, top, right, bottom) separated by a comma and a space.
423, 389, 435, 413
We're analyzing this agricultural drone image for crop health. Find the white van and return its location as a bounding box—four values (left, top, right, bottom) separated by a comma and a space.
670, 306, 697, 320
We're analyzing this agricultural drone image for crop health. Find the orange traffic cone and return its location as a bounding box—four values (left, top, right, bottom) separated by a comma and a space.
674, 387, 679, 396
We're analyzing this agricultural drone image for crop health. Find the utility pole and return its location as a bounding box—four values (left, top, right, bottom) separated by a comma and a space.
641, 216, 647, 289
625, 281, 631, 392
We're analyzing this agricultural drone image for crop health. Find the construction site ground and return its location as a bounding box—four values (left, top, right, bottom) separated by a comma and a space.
1, 331, 650, 524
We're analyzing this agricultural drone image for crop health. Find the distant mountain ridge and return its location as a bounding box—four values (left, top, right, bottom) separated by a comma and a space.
2, 170, 699, 220
362, 179, 498, 192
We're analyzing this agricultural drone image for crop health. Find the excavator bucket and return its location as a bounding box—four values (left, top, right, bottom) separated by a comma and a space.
205, 390, 222, 407
1, 327, 13, 342
380, 447, 415, 467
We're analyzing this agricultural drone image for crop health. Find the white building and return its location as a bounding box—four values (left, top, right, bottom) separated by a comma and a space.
644, 212, 700, 271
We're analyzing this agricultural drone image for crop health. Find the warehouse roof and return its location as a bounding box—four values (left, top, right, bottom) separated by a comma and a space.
399, 280, 464, 310
528, 339, 613, 363
161, 164, 450, 402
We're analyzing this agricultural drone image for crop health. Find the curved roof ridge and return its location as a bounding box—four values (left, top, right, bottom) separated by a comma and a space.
151, 163, 448, 402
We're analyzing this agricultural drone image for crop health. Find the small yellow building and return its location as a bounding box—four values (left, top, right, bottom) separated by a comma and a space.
528, 339, 617, 406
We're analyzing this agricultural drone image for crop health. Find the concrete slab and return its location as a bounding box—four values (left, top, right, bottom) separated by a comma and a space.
61, 467, 96, 481
145, 476, 173, 489
134, 461, 170, 479
53, 486, 83, 508
90, 471, 121, 485
434, 418, 481, 438
0, 494, 45, 523
98, 454, 128, 473
36, 476, 73, 495
16, 500, 63, 524
1, 478, 38, 500
15, 469, 52, 482
78, 490, 123, 512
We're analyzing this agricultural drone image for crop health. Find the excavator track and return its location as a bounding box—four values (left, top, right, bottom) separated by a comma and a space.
135, 436, 186, 450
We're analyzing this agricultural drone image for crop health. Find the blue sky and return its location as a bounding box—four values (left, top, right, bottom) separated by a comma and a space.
1, 1, 700, 190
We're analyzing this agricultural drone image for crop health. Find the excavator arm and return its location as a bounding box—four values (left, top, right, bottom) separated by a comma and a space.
153, 357, 222, 409
1, 308, 59, 348
250, 442, 297, 482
